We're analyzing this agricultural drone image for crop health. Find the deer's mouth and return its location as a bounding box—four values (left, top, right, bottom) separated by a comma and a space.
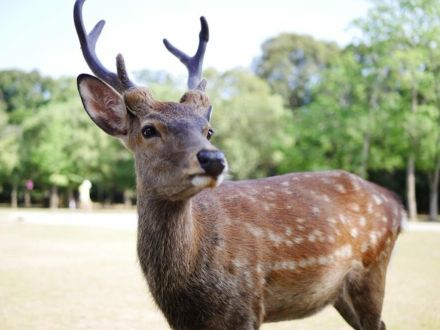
190, 174, 224, 188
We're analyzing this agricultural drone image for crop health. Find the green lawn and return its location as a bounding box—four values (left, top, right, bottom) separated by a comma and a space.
0, 221, 439, 330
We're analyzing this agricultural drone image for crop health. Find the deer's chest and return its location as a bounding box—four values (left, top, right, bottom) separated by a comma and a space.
150, 264, 255, 329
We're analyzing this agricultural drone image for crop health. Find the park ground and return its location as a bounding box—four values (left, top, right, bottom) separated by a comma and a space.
0, 209, 439, 330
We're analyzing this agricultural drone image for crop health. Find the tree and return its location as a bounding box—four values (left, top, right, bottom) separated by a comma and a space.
19, 96, 131, 208
255, 33, 339, 109
0, 108, 20, 207
134, 69, 183, 102
353, 0, 440, 220
205, 68, 292, 179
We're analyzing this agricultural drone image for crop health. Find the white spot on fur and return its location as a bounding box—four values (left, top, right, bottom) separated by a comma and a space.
359, 216, 367, 227
369, 231, 378, 245
392, 205, 399, 217
328, 235, 336, 243
306, 257, 317, 266
322, 194, 331, 202
313, 229, 323, 237
367, 202, 374, 214
285, 227, 292, 236
273, 261, 297, 270
267, 230, 283, 246
335, 244, 353, 259
339, 214, 348, 224
296, 218, 305, 224
349, 203, 360, 212
351, 179, 361, 191
298, 259, 308, 268
335, 184, 347, 193
373, 194, 383, 205
318, 256, 330, 265
312, 206, 320, 215
281, 181, 289, 187
351, 260, 363, 269
293, 236, 304, 244
233, 258, 247, 268
247, 225, 264, 238
244, 271, 253, 286
360, 242, 369, 253
350, 228, 358, 238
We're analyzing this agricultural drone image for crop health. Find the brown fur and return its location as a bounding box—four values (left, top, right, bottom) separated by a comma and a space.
77, 78, 404, 330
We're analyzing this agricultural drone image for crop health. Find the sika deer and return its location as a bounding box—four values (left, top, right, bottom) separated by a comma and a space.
74, 1, 404, 329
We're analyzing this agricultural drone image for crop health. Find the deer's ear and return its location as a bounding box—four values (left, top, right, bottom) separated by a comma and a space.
77, 74, 128, 137
206, 105, 213, 122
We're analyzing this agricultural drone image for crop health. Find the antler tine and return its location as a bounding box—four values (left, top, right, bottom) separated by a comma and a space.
163, 16, 209, 90
74, 0, 134, 92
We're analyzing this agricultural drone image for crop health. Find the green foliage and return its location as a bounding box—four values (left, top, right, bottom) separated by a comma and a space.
134, 69, 183, 102
3, 1, 440, 211
255, 33, 339, 109
0, 70, 76, 116
0, 70, 134, 205
0, 108, 20, 183
206, 68, 292, 179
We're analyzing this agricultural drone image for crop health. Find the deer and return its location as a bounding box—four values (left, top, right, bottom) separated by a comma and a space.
73, 1, 404, 329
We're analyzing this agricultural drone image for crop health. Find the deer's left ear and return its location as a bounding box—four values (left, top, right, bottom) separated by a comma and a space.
77, 74, 129, 137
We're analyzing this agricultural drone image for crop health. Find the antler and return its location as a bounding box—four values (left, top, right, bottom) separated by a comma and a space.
163, 17, 209, 90
73, 0, 134, 93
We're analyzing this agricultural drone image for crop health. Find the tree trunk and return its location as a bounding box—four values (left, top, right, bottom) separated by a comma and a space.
428, 157, 440, 221
24, 190, 31, 208
67, 188, 76, 209
406, 154, 417, 221
50, 186, 59, 209
406, 84, 418, 221
123, 189, 132, 207
11, 183, 18, 208
360, 131, 370, 179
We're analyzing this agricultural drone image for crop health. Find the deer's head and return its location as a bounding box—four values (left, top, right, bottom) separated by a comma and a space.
74, 0, 226, 201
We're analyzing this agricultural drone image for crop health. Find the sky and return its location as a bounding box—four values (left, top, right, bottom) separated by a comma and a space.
0, 0, 370, 79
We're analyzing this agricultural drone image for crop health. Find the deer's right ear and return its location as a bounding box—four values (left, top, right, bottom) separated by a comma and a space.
77, 74, 128, 137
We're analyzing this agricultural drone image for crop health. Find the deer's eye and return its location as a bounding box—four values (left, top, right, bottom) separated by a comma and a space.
207, 129, 214, 140
142, 125, 160, 139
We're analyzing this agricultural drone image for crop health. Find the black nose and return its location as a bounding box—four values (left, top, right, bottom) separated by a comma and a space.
197, 149, 226, 177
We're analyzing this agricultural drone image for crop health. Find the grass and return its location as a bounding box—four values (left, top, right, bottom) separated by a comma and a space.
0, 220, 439, 330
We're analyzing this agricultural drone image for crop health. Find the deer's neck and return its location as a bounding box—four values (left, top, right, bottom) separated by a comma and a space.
136, 192, 200, 294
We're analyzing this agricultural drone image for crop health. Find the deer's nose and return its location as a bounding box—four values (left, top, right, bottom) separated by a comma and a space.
197, 150, 226, 177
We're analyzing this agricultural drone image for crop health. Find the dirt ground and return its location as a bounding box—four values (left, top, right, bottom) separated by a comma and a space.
0, 211, 439, 329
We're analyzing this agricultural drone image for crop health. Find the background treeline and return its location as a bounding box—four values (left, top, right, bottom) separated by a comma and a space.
1, 0, 440, 221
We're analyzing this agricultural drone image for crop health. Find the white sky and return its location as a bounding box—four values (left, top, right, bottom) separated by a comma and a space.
0, 0, 369, 78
